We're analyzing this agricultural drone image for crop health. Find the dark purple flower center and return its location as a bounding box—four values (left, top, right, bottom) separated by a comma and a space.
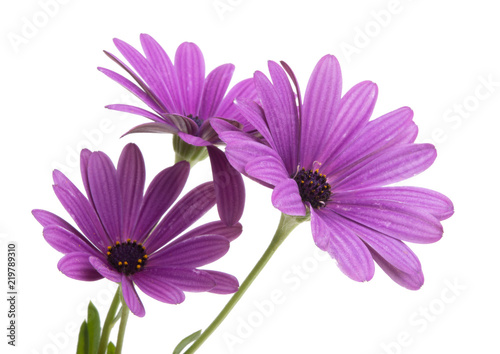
107, 239, 148, 276
187, 114, 203, 128
293, 168, 331, 209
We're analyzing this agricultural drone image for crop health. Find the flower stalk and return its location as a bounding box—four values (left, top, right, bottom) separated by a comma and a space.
115, 290, 131, 354
97, 286, 122, 354
184, 212, 309, 353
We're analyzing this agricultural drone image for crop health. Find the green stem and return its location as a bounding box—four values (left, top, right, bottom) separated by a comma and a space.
97, 286, 122, 354
115, 294, 130, 354
184, 213, 308, 354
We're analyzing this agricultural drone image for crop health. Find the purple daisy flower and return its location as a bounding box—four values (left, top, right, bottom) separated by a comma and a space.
32, 143, 241, 317
213, 56, 454, 289
99, 34, 257, 226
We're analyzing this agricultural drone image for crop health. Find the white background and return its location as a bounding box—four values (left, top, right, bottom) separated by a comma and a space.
1, 0, 499, 353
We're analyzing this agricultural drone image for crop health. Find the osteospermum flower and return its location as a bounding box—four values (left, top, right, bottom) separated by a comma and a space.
99, 34, 257, 226
213, 56, 454, 289
32, 143, 241, 316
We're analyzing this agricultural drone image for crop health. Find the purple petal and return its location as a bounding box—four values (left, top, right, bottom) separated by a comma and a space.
164, 114, 199, 134
209, 117, 245, 136
122, 122, 179, 136
89, 256, 122, 283
80, 149, 94, 207
52, 181, 110, 252
280, 61, 303, 118
140, 33, 182, 113
327, 199, 443, 244
121, 276, 146, 317
221, 131, 281, 173
43, 225, 100, 256
57, 252, 103, 281
177, 132, 212, 147
326, 107, 416, 175
207, 146, 245, 226
311, 209, 375, 282
140, 267, 216, 292
370, 250, 424, 290
144, 182, 216, 253
271, 178, 306, 216
132, 161, 190, 242
198, 119, 219, 143
32, 209, 81, 235
204, 270, 239, 294
319, 81, 377, 165
148, 235, 229, 268
338, 216, 422, 274
244, 155, 289, 187
234, 98, 275, 147
114, 38, 176, 113
88, 152, 122, 242
254, 70, 298, 172
117, 144, 145, 238
334, 187, 454, 221
198, 64, 235, 121
175, 42, 205, 116
268, 60, 298, 143
300, 55, 342, 168
103, 50, 167, 113
169, 221, 242, 246
105, 104, 166, 124
332, 144, 437, 191
215, 78, 257, 124
132, 271, 185, 305
98, 67, 164, 113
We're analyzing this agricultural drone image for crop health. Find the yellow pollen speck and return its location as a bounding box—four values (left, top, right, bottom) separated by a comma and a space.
143, 255, 148, 259
142, 246, 146, 251
107, 246, 112, 250
136, 265, 141, 269
310, 181, 314, 185
106, 251, 111, 256
124, 261, 128, 266
118, 261, 123, 266
315, 169, 319, 173
127, 238, 131, 243
301, 180, 304, 184
138, 259, 142, 264
115, 241, 120, 245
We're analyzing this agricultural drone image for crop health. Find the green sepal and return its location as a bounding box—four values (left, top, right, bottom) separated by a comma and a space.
173, 330, 202, 354
173, 135, 208, 167
87, 301, 101, 354
107, 342, 116, 354
76, 320, 89, 354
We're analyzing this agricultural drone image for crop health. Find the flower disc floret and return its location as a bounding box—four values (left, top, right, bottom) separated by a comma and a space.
106, 239, 148, 276
293, 168, 331, 209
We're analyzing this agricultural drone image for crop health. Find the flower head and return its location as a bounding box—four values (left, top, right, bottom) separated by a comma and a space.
99, 34, 257, 226
214, 56, 454, 289
33, 143, 241, 316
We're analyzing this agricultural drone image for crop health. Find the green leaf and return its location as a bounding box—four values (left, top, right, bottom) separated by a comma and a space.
107, 342, 116, 354
87, 301, 101, 354
173, 330, 202, 354
76, 320, 89, 354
